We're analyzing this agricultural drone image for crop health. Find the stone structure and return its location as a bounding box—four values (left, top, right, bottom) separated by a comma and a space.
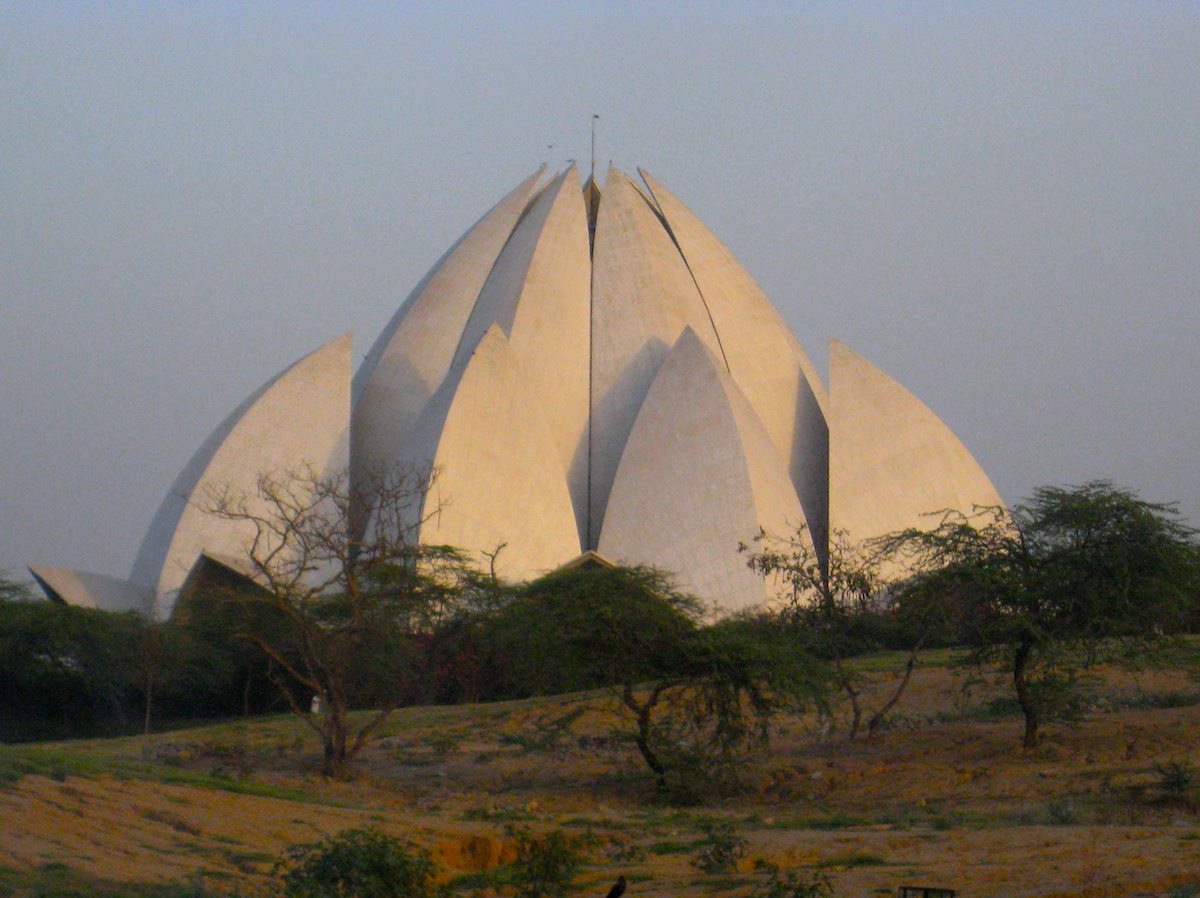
828, 341, 1004, 578
31, 165, 1002, 618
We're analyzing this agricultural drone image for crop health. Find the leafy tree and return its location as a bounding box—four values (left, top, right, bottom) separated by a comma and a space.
129, 618, 197, 735
0, 572, 290, 739
742, 526, 937, 740
0, 596, 144, 740
492, 566, 823, 798
201, 464, 465, 776
418, 546, 517, 704
880, 481, 1199, 747
171, 570, 295, 719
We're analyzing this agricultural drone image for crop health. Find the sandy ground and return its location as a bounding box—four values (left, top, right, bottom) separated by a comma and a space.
3, 661, 1200, 897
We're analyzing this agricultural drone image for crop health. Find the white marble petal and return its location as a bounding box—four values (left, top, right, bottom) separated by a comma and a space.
639, 169, 829, 549
29, 567, 153, 614
829, 340, 1004, 575
453, 167, 591, 544
588, 166, 725, 546
351, 169, 545, 521
403, 325, 581, 582
130, 335, 351, 619
598, 328, 809, 613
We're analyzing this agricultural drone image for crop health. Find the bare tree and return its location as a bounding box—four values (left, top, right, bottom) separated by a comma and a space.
202, 464, 463, 776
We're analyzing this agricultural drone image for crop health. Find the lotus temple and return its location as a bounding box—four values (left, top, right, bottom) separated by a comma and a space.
31, 165, 1002, 620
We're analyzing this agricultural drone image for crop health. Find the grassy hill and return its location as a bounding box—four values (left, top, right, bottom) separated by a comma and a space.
3, 647, 1200, 898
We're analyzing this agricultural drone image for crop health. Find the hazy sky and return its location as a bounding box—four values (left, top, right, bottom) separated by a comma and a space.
2, 2, 1197, 582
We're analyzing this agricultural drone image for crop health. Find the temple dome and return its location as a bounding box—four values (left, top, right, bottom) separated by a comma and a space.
32, 165, 1002, 618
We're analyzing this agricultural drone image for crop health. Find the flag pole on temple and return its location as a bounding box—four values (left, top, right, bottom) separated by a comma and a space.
591, 114, 599, 181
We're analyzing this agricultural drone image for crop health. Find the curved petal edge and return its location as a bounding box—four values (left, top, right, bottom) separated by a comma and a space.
598, 327, 809, 613
829, 340, 1004, 572
130, 334, 351, 619
402, 325, 582, 582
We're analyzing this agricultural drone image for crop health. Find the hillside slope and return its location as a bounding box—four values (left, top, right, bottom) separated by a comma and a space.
3, 653, 1200, 897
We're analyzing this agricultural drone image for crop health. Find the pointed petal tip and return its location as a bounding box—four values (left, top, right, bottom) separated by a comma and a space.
549, 165, 583, 192
636, 166, 659, 188
478, 321, 511, 348
603, 164, 630, 186
673, 324, 706, 351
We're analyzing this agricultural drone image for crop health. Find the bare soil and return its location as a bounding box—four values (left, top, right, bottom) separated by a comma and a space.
3, 654, 1200, 897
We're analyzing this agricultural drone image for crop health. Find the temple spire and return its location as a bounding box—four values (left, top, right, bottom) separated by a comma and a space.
590, 113, 599, 182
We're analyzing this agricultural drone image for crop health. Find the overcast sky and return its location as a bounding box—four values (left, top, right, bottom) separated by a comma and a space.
2, 2, 1197, 583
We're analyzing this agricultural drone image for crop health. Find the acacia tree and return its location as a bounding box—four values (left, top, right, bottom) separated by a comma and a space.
880, 482, 1199, 748
202, 464, 463, 776
494, 566, 823, 798
742, 526, 937, 740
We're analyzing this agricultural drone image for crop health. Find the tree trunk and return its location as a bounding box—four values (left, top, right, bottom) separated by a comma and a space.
622, 682, 667, 791
832, 655, 862, 741
1013, 640, 1038, 749
866, 634, 927, 740
635, 705, 667, 791
846, 689, 862, 741
143, 672, 154, 736
322, 737, 338, 778
322, 717, 343, 778
321, 703, 349, 778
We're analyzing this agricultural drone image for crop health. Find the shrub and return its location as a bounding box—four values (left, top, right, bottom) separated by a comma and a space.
275, 827, 438, 898
1157, 761, 1196, 798
689, 820, 747, 874
506, 826, 587, 898
749, 863, 834, 898
1046, 796, 1081, 825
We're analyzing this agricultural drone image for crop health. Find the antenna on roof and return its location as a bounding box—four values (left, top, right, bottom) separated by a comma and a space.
591, 114, 600, 181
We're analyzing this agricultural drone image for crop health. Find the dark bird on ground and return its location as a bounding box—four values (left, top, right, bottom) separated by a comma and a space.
604, 875, 627, 898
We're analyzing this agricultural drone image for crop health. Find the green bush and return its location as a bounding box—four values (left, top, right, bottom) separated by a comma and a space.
275, 827, 439, 898
506, 825, 587, 898
1046, 796, 1080, 825
0, 582, 289, 742
1157, 761, 1197, 798
747, 864, 834, 898
689, 820, 747, 874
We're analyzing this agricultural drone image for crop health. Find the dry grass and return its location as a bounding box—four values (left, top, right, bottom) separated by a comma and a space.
3, 653, 1200, 897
